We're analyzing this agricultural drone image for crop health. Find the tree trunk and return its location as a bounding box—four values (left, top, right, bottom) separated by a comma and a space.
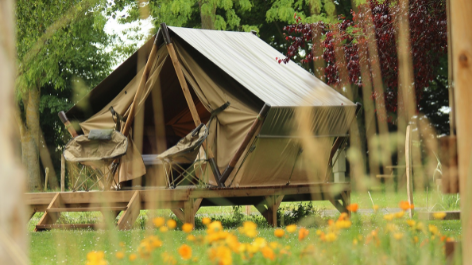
199, 0, 216, 29
20, 88, 41, 191
0, 0, 28, 263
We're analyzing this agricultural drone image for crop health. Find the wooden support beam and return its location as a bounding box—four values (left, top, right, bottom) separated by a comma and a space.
171, 209, 185, 223
36, 193, 64, 231
28, 207, 36, 221
61, 155, 65, 192
193, 198, 203, 215
184, 199, 195, 226
254, 195, 284, 227
117, 191, 141, 230
46, 207, 126, 213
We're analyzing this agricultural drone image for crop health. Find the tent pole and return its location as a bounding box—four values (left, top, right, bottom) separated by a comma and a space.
219, 104, 271, 186
160, 23, 223, 187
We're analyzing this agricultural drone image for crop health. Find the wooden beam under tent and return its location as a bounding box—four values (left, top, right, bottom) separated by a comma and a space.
26, 183, 350, 230
160, 23, 223, 187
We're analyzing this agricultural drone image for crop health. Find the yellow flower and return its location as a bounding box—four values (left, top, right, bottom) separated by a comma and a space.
252, 237, 267, 249
129, 254, 137, 261
373, 205, 379, 212
162, 252, 177, 265
413, 236, 419, 243
238, 221, 257, 238
324, 232, 337, 242
316, 230, 323, 235
225, 234, 240, 252
428, 224, 439, 235
433, 212, 447, 220
406, 220, 416, 227
383, 214, 394, 221
153, 217, 166, 228
394, 233, 404, 240
187, 234, 196, 241
416, 222, 425, 232
208, 221, 223, 234
86, 251, 106, 265
209, 245, 232, 265
182, 223, 193, 233
274, 229, 285, 238
115, 251, 124, 259
160, 226, 169, 233
202, 217, 211, 225
353, 239, 358, 245
178, 244, 192, 260
167, 219, 177, 229
269, 242, 281, 249
261, 246, 275, 260
335, 219, 352, 229
394, 211, 405, 218
386, 223, 398, 232
286, 224, 297, 233
298, 227, 309, 241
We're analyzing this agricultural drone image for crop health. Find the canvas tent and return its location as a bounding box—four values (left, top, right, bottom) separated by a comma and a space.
66, 26, 357, 188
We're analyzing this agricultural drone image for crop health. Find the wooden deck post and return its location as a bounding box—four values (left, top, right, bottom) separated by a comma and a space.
117, 191, 141, 230
255, 195, 284, 227
60, 155, 65, 192
405, 125, 414, 218
36, 193, 64, 231
184, 199, 195, 226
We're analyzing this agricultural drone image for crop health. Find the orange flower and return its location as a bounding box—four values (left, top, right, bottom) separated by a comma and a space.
202, 217, 211, 225
167, 219, 177, 229
129, 254, 137, 261
274, 229, 285, 238
115, 251, 125, 259
346, 203, 358, 213
261, 246, 275, 260
338, 212, 348, 221
178, 244, 192, 260
399, 201, 413, 211
153, 217, 166, 228
298, 227, 309, 241
182, 223, 193, 233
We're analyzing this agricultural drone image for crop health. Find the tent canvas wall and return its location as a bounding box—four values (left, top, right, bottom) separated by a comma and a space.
66, 26, 357, 187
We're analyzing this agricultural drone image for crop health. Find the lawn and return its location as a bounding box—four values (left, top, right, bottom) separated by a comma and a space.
28, 191, 462, 265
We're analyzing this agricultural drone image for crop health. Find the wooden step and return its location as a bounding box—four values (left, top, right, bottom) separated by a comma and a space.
36, 224, 98, 231
46, 206, 126, 213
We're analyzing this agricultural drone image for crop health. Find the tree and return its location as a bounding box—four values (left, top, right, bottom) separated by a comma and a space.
16, 0, 113, 190
280, 0, 448, 131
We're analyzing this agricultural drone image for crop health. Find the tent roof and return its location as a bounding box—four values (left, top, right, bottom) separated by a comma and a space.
67, 26, 355, 121
165, 26, 354, 107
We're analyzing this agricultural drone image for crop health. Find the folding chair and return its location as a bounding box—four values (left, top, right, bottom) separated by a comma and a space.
157, 123, 209, 188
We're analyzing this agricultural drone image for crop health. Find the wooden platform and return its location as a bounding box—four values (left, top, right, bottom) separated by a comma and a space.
27, 183, 350, 231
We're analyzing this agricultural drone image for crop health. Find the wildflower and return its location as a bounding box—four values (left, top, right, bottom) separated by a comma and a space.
413, 236, 419, 243
269, 242, 281, 249
298, 227, 309, 241
346, 203, 359, 213
286, 224, 297, 233
160, 226, 169, 233
209, 245, 232, 265
167, 219, 177, 229
300, 244, 315, 257
353, 239, 358, 245
335, 219, 352, 229
338, 212, 348, 221
209, 221, 224, 234
433, 212, 447, 220
187, 234, 196, 241
238, 221, 257, 238
328, 219, 334, 226
383, 214, 394, 221
324, 232, 337, 242
252, 237, 267, 249
262, 246, 275, 260
394, 233, 404, 240
373, 205, 379, 212
178, 244, 192, 260
162, 252, 177, 265
447, 237, 455, 242
129, 254, 137, 261
386, 223, 398, 232
394, 211, 404, 218
182, 223, 193, 233
399, 201, 414, 211
406, 220, 416, 227
274, 228, 285, 238
86, 251, 106, 265
428, 224, 439, 235
115, 251, 124, 259
202, 217, 211, 225
153, 217, 166, 228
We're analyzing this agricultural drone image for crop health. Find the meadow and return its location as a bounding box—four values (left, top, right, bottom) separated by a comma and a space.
29, 190, 462, 265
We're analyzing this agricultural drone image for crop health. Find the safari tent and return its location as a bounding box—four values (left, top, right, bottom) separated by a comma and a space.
65, 25, 358, 189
